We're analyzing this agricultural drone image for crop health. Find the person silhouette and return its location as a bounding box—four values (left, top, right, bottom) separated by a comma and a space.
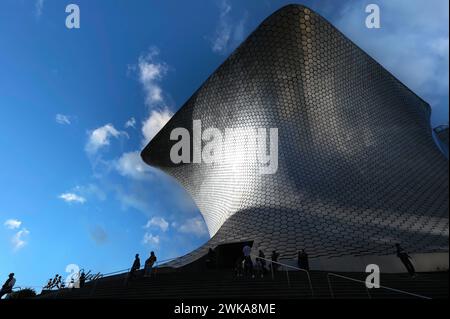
50, 274, 59, 289
144, 251, 157, 278
255, 250, 267, 278
242, 245, 254, 278
205, 248, 217, 269
44, 278, 52, 289
127, 254, 141, 282
271, 251, 280, 272
396, 244, 416, 278
298, 249, 310, 271
0, 273, 16, 299
79, 271, 86, 288
55, 275, 62, 289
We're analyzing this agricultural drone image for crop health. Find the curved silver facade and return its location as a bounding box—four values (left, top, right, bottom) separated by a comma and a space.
142, 5, 449, 265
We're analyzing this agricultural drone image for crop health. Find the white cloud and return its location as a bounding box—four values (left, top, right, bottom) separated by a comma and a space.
125, 117, 136, 128
115, 151, 154, 180
141, 109, 173, 145
55, 114, 71, 125
12, 228, 30, 251
128, 48, 174, 146
177, 217, 208, 237
4, 219, 22, 230
85, 124, 127, 154
210, 0, 248, 54
142, 232, 160, 245
35, 0, 44, 18
135, 47, 168, 107
144, 217, 169, 232
334, 0, 449, 124
59, 192, 86, 204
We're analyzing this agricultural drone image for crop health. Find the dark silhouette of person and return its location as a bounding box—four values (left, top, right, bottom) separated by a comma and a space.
298, 249, 310, 271
396, 244, 416, 277
234, 256, 244, 277
271, 250, 280, 272
79, 271, 86, 288
0, 273, 16, 299
205, 248, 217, 269
255, 250, 267, 278
242, 245, 254, 278
44, 278, 52, 289
55, 275, 62, 289
128, 254, 141, 282
50, 274, 60, 289
144, 251, 157, 277
258, 250, 267, 274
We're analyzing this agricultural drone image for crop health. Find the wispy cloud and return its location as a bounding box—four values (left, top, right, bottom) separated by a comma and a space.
142, 232, 160, 246
85, 123, 128, 154
73, 184, 106, 202
130, 48, 174, 145
177, 217, 209, 237
144, 217, 169, 232
4, 219, 22, 230
210, 0, 248, 54
35, 0, 44, 18
141, 109, 173, 145
12, 228, 30, 251
133, 47, 168, 108
115, 151, 155, 180
334, 0, 449, 124
128, 47, 174, 146
125, 117, 136, 128
4, 219, 29, 251
59, 192, 86, 204
55, 114, 71, 125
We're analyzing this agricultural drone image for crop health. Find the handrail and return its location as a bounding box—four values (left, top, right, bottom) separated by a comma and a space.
155, 257, 179, 267
251, 254, 314, 298
326, 272, 432, 300
98, 257, 179, 278
102, 268, 130, 277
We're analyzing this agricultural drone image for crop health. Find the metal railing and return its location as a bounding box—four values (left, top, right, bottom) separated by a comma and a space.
88, 256, 180, 297
252, 255, 314, 298
326, 272, 432, 300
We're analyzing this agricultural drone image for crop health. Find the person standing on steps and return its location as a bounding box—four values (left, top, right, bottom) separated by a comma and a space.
79, 271, 86, 288
271, 250, 280, 272
242, 245, 254, 278
395, 244, 416, 278
144, 251, 157, 278
0, 273, 16, 299
205, 248, 217, 269
258, 250, 267, 275
298, 249, 310, 271
127, 253, 141, 283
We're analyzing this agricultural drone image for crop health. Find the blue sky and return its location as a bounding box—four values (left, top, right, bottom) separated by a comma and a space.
0, 0, 448, 291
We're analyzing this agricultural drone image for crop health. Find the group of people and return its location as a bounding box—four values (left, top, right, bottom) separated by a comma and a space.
43, 274, 63, 290
231, 243, 416, 278
233, 246, 309, 279
232, 247, 277, 278
43, 272, 87, 290
0, 243, 419, 298
127, 251, 157, 283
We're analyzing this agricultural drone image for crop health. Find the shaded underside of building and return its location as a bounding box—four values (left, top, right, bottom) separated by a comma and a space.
141, 4, 449, 268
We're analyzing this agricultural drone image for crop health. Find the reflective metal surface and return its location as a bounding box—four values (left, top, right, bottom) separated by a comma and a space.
142, 5, 449, 266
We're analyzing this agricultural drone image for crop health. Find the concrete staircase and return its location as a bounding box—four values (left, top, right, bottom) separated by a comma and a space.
37, 270, 448, 299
